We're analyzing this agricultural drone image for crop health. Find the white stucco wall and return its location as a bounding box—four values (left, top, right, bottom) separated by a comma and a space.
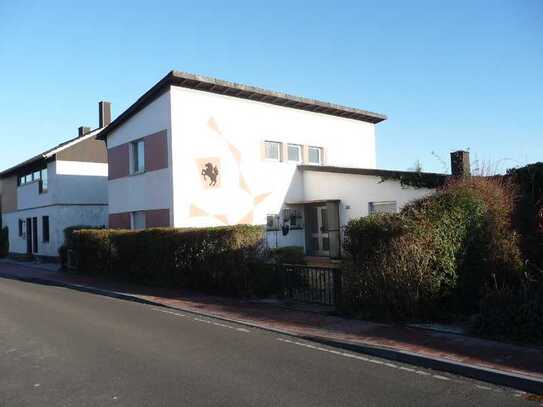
302, 171, 435, 227
106, 91, 173, 217
16, 160, 108, 209
169, 86, 376, 228
2, 205, 108, 257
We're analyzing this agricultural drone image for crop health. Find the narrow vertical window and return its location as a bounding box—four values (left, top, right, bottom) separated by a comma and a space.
18, 219, 23, 236
39, 168, 48, 193
42, 216, 50, 242
132, 140, 145, 174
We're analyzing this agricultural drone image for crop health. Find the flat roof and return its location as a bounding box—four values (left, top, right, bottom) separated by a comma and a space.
299, 165, 447, 179
98, 70, 387, 140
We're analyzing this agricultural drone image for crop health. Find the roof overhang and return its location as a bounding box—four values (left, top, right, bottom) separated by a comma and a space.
98, 70, 387, 141
0, 128, 103, 177
299, 165, 447, 179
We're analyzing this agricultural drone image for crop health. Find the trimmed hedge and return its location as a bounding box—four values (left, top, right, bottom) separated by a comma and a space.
67, 225, 270, 296
343, 177, 523, 321
270, 246, 306, 265
59, 225, 104, 269
0, 227, 8, 258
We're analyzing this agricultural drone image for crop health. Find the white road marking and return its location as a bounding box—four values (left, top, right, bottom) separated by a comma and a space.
277, 338, 460, 384
156, 309, 250, 333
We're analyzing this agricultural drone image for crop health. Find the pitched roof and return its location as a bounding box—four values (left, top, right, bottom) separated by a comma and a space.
0, 128, 103, 177
98, 70, 387, 140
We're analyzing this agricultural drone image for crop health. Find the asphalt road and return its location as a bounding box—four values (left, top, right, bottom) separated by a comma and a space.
0, 277, 537, 407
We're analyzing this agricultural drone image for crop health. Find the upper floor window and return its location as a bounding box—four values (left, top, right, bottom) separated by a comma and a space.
308, 146, 323, 165
287, 144, 302, 163
264, 141, 281, 161
369, 201, 397, 215
131, 140, 145, 174
18, 167, 47, 188
39, 168, 48, 194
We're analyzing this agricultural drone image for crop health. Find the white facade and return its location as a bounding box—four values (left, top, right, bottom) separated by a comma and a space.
3, 205, 107, 257
107, 91, 173, 217
169, 86, 377, 229
104, 75, 442, 257
1, 131, 109, 259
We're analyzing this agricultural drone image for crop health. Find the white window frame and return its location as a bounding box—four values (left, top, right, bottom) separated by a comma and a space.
131, 139, 145, 174
307, 146, 323, 165
369, 201, 398, 215
287, 144, 302, 163
264, 141, 282, 161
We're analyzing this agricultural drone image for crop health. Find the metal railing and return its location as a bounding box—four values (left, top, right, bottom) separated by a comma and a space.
281, 264, 342, 306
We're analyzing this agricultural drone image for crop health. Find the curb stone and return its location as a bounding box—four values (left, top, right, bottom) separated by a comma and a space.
1, 271, 542, 395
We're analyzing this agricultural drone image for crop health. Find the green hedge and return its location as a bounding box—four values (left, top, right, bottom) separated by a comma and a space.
269, 246, 306, 265
67, 225, 270, 296
59, 225, 104, 269
0, 227, 8, 258
343, 177, 523, 321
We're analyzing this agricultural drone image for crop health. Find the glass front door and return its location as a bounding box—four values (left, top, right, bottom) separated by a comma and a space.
310, 206, 330, 256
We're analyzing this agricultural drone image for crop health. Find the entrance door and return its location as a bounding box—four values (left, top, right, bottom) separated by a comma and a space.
32, 217, 38, 254
310, 206, 330, 256
26, 218, 32, 254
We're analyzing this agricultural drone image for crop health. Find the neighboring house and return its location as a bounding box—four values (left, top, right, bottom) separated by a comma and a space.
98, 70, 447, 258
0, 102, 111, 258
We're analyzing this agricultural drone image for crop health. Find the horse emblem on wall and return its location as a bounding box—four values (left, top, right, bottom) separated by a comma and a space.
201, 162, 219, 186
196, 158, 221, 188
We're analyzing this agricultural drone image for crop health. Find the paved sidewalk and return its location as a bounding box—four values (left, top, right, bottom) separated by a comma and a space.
1, 259, 542, 393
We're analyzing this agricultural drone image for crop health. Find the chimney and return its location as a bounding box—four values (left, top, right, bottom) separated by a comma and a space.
450, 150, 471, 177
78, 126, 91, 137
98, 101, 111, 128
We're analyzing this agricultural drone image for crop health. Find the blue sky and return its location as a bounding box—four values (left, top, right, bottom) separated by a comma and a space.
0, 0, 541, 173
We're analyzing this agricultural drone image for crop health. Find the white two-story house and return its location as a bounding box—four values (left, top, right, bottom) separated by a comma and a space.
98, 71, 444, 258
0, 102, 111, 258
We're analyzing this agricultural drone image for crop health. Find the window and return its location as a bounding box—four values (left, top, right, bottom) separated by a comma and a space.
18, 219, 24, 236
308, 146, 323, 165
369, 201, 398, 215
287, 144, 302, 162
42, 216, 50, 242
39, 168, 48, 193
266, 214, 278, 230
131, 211, 146, 230
131, 140, 145, 174
264, 141, 281, 161
17, 167, 47, 187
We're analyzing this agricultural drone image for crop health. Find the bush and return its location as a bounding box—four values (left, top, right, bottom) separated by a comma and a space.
59, 225, 104, 269
507, 163, 543, 272
473, 277, 543, 342
343, 176, 523, 321
67, 225, 270, 296
0, 227, 8, 258
270, 246, 306, 265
